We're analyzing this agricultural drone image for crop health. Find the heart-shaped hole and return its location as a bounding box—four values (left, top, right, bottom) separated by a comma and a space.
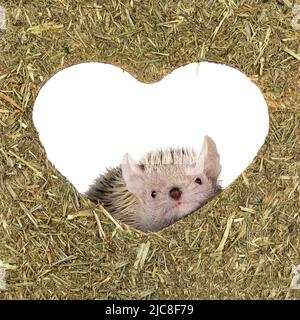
33, 62, 269, 232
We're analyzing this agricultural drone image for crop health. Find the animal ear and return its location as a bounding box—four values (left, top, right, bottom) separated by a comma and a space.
121, 153, 145, 194
199, 135, 221, 180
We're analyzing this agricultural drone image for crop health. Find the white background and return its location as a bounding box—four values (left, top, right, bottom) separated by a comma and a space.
33, 62, 269, 193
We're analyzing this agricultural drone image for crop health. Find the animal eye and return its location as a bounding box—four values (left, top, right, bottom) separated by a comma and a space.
151, 191, 157, 198
195, 177, 202, 185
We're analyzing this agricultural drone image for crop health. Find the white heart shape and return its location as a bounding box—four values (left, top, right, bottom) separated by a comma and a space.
33, 62, 269, 196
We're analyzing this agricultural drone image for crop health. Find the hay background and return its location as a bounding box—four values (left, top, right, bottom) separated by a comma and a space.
0, 0, 299, 299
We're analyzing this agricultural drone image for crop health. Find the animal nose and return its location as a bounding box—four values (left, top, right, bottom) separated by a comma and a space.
169, 187, 182, 201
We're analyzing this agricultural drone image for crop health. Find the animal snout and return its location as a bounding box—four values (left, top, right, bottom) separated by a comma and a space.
169, 187, 182, 201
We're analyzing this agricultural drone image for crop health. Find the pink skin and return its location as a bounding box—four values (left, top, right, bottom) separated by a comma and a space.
129, 168, 219, 231
121, 136, 222, 232
140, 170, 215, 217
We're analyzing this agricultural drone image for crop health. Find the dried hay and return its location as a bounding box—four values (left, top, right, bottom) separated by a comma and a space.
0, 0, 299, 299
